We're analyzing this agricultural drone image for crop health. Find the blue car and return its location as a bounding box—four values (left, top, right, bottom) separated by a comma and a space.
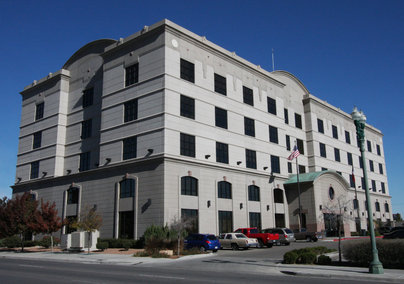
184, 234, 220, 252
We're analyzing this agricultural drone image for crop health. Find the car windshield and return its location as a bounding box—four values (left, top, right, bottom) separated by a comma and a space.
207, 235, 217, 240
235, 234, 247, 239
285, 229, 293, 234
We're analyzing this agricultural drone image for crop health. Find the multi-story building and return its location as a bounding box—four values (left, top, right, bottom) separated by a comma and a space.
12, 19, 392, 238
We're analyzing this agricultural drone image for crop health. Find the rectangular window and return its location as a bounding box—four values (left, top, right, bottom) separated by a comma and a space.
286, 135, 291, 151
244, 117, 255, 137
248, 186, 260, 201
269, 125, 278, 144
35, 102, 44, 120
299, 165, 306, 174
369, 160, 374, 172
334, 148, 340, 162
218, 211, 233, 234
33, 131, 42, 149
345, 131, 351, 144
180, 133, 195, 157
123, 136, 137, 160
243, 86, 253, 106
216, 142, 229, 164
181, 177, 198, 196
249, 212, 261, 230
267, 97, 277, 115
218, 182, 232, 199
376, 144, 381, 156
82, 88, 94, 108
124, 99, 138, 122
372, 180, 376, 192
271, 155, 280, 174
287, 162, 292, 173
284, 108, 289, 124
347, 152, 353, 166
379, 163, 383, 174
81, 119, 92, 139
296, 139, 304, 155
215, 107, 228, 129
119, 211, 134, 239
317, 119, 324, 133
120, 179, 136, 198
180, 59, 194, 83
361, 177, 366, 190
359, 156, 363, 168
381, 182, 386, 194
79, 152, 91, 172
125, 63, 139, 87
67, 188, 79, 204
181, 209, 198, 233
30, 161, 40, 179
214, 73, 227, 96
180, 95, 195, 119
349, 174, 355, 188
332, 125, 338, 139
320, 143, 326, 158
367, 140, 372, 152
295, 113, 302, 129
246, 149, 257, 169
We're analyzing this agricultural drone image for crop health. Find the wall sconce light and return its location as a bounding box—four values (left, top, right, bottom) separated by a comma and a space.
240, 203, 243, 209
319, 205, 322, 210
147, 149, 154, 154
237, 161, 242, 165
205, 154, 211, 159
105, 158, 111, 163
207, 200, 211, 208
66, 169, 72, 174
42, 171, 47, 176
263, 166, 268, 170
266, 205, 270, 211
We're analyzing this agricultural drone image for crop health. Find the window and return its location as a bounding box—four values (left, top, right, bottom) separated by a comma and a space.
317, 119, 324, 133
379, 163, 383, 174
353, 199, 359, 210
119, 211, 134, 239
35, 102, 44, 120
216, 142, 229, 164
243, 86, 253, 106
295, 113, 302, 129
359, 157, 363, 168
284, 109, 289, 124
334, 148, 340, 162
267, 97, 276, 115
299, 165, 306, 173
79, 152, 91, 172
274, 188, 284, 203
287, 162, 292, 173
218, 211, 233, 234
33, 131, 42, 149
81, 119, 92, 139
271, 155, 280, 174
248, 185, 260, 201
385, 203, 389, 213
120, 179, 135, 198
66, 216, 77, 234
369, 160, 374, 172
332, 125, 338, 139
244, 117, 255, 137
181, 209, 198, 233
322, 167, 328, 171
181, 176, 198, 196
67, 187, 79, 204
381, 182, 386, 194
375, 202, 380, 212
269, 125, 278, 144
249, 212, 261, 230
372, 180, 376, 192
347, 152, 353, 166
125, 63, 139, 87
319, 143, 326, 158
349, 174, 355, 188
246, 149, 256, 169
275, 214, 285, 228
218, 181, 232, 199
30, 161, 39, 179
124, 99, 138, 122
296, 139, 304, 155
367, 140, 372, 152
336, 171, 342, 176
123, 136, 137, 160
286, 135, 291, 151
376, 144, 381, 156
361, 177, 366, 190
180, 95, 195, 119
180, 133, 195, 157
215, 107, 227, 129
214, 73, 227, 95
345, 131, 351, 144
180, 59, 194, 83
82, 88, 93, 108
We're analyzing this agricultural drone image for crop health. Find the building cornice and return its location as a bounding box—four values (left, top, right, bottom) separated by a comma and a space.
20, 69, 70, 95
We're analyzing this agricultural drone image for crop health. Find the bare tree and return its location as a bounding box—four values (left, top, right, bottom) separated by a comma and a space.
169, 216, 196, 256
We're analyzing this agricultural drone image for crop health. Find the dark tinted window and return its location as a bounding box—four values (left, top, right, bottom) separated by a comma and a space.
271, 155, 280, 174
334, 148, 340, 162
81, 119, 92, 139
180, 95, 195, 119
376, 144, 381, 156
286, 135, 291, 151
82, 88, 93, 108
317, 119, 324, 133
120, 179, 135, 198
218, 181, 232, 199
67, 187, 79, 204
243, 86, 253, 106
124, 99, 138, 122
295, 113, 302, 129
246, 149, 256, 169
269, 125, 278, 144
180, 59, 194, 83
267, 97, 276, 115
248, 185, 260, 201
347, 152, 353, 165
320, 143, 326, 158
214, 73, 227, 95
284, 108, 289, 124
125, 63, 139, 87
123, 136, 137, 160
79, 152, 91, 172
216, 142, 229, 164
35, 102, 44, 120
215, 107, 227, 129
33, 131, 42, 149
296, 139, 304, 155
180, 133, 195, 157
30, 161, 39, 179
367, 140, 372, 152
181, 176, 198, 196
332, 125, 338, 139
244, 117, 255, 137
345, 131, 351, 144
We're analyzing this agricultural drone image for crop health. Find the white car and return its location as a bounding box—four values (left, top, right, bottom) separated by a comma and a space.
218, 233, 259, 250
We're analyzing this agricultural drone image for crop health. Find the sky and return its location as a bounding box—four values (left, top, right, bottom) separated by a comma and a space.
0, 0, 403, 215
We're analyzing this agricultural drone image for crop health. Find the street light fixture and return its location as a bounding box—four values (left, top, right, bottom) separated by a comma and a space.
351, 107, 383, 274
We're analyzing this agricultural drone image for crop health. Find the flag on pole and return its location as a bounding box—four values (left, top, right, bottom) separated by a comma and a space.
288, 145, 300, 161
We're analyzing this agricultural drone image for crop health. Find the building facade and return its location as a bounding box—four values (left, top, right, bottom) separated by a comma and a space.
12, 20, 392, 238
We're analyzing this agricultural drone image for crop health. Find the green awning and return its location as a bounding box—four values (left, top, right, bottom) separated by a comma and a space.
283, 170, 329, 185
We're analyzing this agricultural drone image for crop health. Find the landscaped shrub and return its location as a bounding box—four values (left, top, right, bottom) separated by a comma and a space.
298, 252, 317, 264
96, 241, 109, 251
283, 246, 335, 265
97, 238, 143, 249
23, 240, 38, 247
3, 236, 21, 248
122, 239, 131, 251
317, 254, 332, 265
283, 251, 299, 264
39, 236, 60, 248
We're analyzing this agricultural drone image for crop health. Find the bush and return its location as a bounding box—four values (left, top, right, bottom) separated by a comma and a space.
283, 251, 299, 264
2, 236, 21, 248
317, 254, 332, 265
122, 239, 131, 251
39, 236, 60, 248
298, 252, 317, 264
283, 246, 335, 265
96, 241, 109, 251
97, 238, 144, 249
23, 240, 38, 247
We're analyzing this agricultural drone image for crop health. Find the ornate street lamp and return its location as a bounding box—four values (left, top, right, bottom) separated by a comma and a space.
351, 107, 383, 274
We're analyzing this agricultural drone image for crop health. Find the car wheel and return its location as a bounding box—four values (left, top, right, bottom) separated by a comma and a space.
213, 249, 218, 253
306, 236, 312, 242
258, 240, 264, 248
200, 246, 206, 252
231, 243, 239, 250
267, 243, 273, 248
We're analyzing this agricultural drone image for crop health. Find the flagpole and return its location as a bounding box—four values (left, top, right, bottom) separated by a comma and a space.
296, 154, 302, 232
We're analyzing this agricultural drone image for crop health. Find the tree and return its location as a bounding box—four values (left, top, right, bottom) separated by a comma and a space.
74, 205, 102, 253
169, 216, 196, 256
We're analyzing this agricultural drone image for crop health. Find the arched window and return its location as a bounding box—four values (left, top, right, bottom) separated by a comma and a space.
120, 179, 135, 198
273, 188, 283, 203
67, 187, 79, 204
384, 203, 389, 213
375, 201, 380, 212
181, 176, 198, 196
218, 181, 232, 199
248, 185, 260, 201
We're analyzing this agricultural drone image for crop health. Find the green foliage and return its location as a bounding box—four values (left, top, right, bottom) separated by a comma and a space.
122, 239, 131, 251
298, 252, 317, 264
97, 238, 144, 249
343, 239, 404, 269
2, 236, 21, 248
133, 250, 170, 258
283, 246, 335, 264
23, 240, 38, 247
283, 251, 299, 264
143, 224, 179, 253
39, 236, 60, 248
317, 254, 332, 265
96, 241, 109, 251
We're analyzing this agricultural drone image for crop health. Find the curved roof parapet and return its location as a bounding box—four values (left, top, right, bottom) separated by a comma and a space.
271, 70, 310, 95
283, 170, 349, 188
63, 39, 117, 69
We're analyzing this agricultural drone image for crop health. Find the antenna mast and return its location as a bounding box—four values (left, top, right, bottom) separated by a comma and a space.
272, 48, 275, 71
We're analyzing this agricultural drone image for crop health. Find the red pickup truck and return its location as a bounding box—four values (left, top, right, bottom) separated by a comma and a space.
234, 228, 279, 248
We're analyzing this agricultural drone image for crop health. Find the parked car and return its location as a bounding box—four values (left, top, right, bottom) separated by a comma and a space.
262, 228, 295, 245
234, 228, 279, 248
218, 233, 259, 250
293, 228, 322, 242
383, 229, 404, 239
184, 233, 220, 252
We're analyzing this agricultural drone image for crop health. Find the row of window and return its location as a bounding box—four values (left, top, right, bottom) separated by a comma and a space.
354, 199, 390, 213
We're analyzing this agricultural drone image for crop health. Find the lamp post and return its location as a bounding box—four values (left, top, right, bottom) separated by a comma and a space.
351, 107, 383, 274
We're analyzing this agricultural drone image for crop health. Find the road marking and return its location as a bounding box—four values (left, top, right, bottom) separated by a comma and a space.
18, 264, 44, 269
139, 274, 185, 280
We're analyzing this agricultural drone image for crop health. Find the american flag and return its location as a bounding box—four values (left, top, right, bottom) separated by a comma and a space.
288, 145, 300, 161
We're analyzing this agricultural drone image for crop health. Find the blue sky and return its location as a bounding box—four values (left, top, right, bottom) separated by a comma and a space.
1, 0, 403, 215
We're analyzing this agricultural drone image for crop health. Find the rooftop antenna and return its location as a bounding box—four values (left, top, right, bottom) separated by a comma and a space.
272, 48, 275, 71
